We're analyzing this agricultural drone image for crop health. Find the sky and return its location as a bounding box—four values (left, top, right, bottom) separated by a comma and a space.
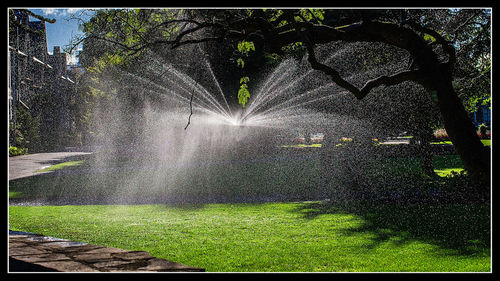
27, 8, 95, 65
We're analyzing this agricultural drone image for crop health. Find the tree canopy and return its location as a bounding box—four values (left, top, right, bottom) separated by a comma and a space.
79, 8, 490, 106
78, 8, 491, 182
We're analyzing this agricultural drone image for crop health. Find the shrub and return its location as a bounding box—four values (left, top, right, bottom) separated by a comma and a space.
9, 146, 28, 157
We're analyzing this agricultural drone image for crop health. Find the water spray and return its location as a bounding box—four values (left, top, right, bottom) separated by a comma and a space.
229, 110, 247, 127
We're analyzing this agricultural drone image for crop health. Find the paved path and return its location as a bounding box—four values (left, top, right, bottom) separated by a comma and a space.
9, 231, 204, 272
9, 152, 92, 180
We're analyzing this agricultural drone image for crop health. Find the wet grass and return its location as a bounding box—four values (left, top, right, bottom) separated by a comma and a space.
369, 154, 464, 178
8, 151, 471, 203
9, 154, 323, 204
8, 147, 490, 272
9, 201, 490, 272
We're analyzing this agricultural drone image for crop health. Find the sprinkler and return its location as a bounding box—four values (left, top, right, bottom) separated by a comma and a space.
229, 110, 248, 127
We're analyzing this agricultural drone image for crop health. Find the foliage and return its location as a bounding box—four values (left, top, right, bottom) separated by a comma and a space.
237, 76, 251, 107
237, 84, 250, 108
9, 146, 28, 157
10, 107, 41, 153
79, 9, 330, 109
235, 41, 256, 107
79, 8, 490, 111
478, 123, 488, 133
448, 9, 491, 112
76, 8, 491, 180
463, 92, 491, 113
237, 40, 255, 56
80, 9, 182, 70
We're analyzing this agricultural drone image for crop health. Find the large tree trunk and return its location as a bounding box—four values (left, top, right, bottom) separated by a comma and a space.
429, 74, 490, 185
268, 19, 491, 185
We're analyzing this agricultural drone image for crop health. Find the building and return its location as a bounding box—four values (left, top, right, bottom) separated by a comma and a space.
470, 104, 491, 128
9, 9, 78, 151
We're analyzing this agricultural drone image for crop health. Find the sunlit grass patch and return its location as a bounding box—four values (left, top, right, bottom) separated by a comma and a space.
280, 144, 322, 148
434, 168, 465, 177
9, 201, 490, 272
9, 191, 24, 199
431, 139, 491, 146
481, 139, 491, 146
431, 154, 464, 177
36, 160, 85, 172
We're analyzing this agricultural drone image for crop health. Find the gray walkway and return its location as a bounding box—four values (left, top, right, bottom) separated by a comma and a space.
9, 231, 204, 272
8, 152, 91, 180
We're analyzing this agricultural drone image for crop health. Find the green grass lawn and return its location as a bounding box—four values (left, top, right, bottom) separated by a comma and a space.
8, 153, 467, 203
9, 201, 490, 272
9, 155, 323, 203
35, 160, 85, 172
369, 154, 465, 178
9, 148, 490, 272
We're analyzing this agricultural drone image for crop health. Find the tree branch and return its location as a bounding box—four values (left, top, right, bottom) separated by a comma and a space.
299, 21, 423, 100
22, 9, 56, 23
451, 10, 484, 41
184, 92, 194, 130
359, 69, 422, 96
171, 36, 222, 49
299, 25, 365, 100
404, 21, 456, 69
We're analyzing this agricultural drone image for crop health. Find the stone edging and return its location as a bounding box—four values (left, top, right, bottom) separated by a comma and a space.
9, 231, 205, 272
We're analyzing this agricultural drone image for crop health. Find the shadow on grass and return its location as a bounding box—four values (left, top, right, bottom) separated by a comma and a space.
8, 155, 323, 206
293, 200, 490, 256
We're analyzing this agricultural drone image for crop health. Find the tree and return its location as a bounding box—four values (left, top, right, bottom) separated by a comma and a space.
79, 8, 491, 184
450, 9, 491, 116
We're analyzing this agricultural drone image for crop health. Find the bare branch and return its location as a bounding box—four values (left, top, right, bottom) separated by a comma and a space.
360, 69, 422, 96
299, 21, 424, 100
451, 10, 484, 41
184, 91, 194, 130
404, 21, 456, 68
300, 28, 364, 99
172, 37, 222, 49
21, 9, 56, 23
86, 34, 142, 52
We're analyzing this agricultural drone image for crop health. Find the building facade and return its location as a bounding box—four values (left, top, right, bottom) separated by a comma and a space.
9, 9, 79, 151
470, 104, 491, 128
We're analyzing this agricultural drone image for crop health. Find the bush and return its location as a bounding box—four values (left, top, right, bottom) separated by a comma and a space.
10, 107, 41, 152
9, 146, 28, 157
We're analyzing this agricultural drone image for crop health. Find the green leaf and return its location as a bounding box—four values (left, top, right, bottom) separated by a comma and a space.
237, 41, 255, 56
240, 76, 250, 84
238, 84, 251, 108
423, 33, 436, 43
236, 58, 245, 68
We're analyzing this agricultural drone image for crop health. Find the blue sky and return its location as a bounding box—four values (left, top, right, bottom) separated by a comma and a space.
28, 8, 95, 64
